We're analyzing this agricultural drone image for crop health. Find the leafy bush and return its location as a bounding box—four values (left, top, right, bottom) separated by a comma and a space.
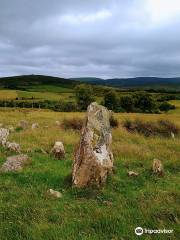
159, 102, 175, 112
123, 119, 179, 137
61, 118, 84, 130
110, 115, 119, 128
120, 95, 134, 112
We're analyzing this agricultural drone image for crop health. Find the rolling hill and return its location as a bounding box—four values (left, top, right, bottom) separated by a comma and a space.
0, 75, 79, 92
71, 77, 180, 90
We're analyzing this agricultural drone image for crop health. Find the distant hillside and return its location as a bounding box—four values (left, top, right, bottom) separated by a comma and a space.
0, 75, 79, 91
71, 77, 180, 90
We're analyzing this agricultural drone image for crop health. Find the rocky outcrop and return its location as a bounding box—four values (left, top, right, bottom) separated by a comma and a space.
51, 141, 65, 159
1, 154, 29, 172
72, 102, 114, 187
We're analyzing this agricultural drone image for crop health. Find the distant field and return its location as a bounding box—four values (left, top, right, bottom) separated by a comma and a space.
17, 90, 74, 101
0, 90, 18, 100
0, 89, 74, 102
28, 84, 74, 93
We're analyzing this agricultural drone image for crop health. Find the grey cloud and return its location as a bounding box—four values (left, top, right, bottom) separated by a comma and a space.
0, 0, 180, 78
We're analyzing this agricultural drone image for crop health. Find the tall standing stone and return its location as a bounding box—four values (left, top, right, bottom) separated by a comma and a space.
72, 102, 114, 187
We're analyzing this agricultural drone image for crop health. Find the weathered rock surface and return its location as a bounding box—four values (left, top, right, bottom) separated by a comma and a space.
51, 141, 65, 159
1, 154, 29, 172
47, 189, 62, 198
72, 102, 114, 187
152, 159, 164, 175
0, 128, 9, 145
18, 120, 28, 129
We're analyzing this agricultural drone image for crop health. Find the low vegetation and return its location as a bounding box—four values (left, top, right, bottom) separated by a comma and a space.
123, 119, 179, 137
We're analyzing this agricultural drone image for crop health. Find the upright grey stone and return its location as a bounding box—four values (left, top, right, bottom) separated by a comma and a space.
72, 102, 113, 187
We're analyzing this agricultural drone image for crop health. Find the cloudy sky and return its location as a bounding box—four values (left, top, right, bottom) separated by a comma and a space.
0, 0, 180, 78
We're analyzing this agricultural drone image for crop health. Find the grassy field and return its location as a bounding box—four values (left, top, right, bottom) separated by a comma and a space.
0, 90, 18, 100
0, 104, 179, 240
0, 89, 74, 102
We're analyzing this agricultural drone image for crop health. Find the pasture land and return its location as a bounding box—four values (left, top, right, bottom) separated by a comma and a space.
0, 105, 179, 240
0, 89, 74, 102
0, 90, 18, 100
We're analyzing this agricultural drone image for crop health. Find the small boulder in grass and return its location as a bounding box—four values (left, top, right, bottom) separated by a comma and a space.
31, 123, 39, 129
47, 189, 62, 199
51, 141, 65, 159
18, 120, 28, 130
152, 159, 164, 176
55, 121, 61, 126
128, 171, 139, 177
1, 154, 29, 172
6, 142, 21, 153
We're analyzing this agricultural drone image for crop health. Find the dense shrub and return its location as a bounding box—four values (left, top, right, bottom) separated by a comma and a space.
134, 93, 157, 113
120, 95, 134, 112
158, 120, 179, 135
159, 102, 175, 112
62, 115, 119, 130
123, 119, 179, 137
110, 115, 119, 128
61, 118, 84, 130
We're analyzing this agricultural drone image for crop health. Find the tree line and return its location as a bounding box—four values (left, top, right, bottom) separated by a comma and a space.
0, 84, 176, 113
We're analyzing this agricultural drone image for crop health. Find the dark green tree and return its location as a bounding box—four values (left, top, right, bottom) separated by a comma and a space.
120, 95, 134, 112
135, 93, 157, 112
104, 90, 119, 111
159, 101, 175, 112
75, 84, 94, 110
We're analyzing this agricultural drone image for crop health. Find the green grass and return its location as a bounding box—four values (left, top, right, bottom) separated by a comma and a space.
0, 109, 179, 239
17, 90, 74, 101
27, 85, 74, 93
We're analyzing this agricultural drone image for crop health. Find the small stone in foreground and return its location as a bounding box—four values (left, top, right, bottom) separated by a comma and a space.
152, 159, 164, 175
128, 171, 139, 177
1, 154, 29, 172
6, 142, 21, 153
47, 189, 62, 198
32, 123, 39, 129
51, 141, 65, 159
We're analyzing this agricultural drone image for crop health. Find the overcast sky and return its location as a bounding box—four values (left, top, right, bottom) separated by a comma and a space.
0, 0, 180, 78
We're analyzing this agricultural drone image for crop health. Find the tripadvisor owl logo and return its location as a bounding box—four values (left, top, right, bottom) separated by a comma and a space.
135, 227, 143, 236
